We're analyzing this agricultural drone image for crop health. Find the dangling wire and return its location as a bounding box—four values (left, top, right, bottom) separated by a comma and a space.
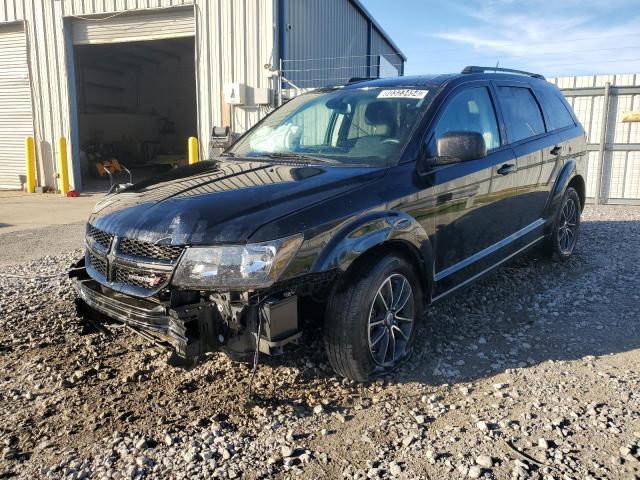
247, 302, 263, 402
0, 272, 66, 279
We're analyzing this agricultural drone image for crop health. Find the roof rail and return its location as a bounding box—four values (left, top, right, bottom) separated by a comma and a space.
347, 77, 379, 84
461, 66, 546, 80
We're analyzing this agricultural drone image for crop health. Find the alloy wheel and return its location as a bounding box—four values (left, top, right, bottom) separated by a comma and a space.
367, 273, 415, 367
557, 197, 578, 254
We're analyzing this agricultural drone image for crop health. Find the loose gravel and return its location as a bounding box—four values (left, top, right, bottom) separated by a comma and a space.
0, 205, 639, 479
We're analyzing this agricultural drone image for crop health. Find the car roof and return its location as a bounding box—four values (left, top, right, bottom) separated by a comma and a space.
333, 71, 551, 91
339, 74, 456, 90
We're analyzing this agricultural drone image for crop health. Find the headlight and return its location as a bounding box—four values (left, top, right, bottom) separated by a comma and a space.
172, 234, 303, 289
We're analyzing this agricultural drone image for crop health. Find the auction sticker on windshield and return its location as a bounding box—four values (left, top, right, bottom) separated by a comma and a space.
377, 89, 428, 99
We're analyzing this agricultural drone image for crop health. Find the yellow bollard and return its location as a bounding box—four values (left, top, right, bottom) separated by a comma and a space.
58, 137, 70, 195
188, 136, 199, 165
25, 136, 36, 193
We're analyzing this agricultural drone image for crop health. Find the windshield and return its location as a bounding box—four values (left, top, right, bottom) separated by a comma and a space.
226, 87, 432, 167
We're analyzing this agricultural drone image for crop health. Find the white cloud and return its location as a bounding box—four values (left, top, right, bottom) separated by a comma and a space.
428, 0, 640, 76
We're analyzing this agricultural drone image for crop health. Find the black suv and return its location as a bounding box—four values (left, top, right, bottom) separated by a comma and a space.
71, 67, 586, 382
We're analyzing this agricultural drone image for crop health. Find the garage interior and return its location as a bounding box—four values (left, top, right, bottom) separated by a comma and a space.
73, 37, 197, 191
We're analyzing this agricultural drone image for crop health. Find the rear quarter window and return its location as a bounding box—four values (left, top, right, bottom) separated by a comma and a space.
497, 86, 546, 143
535, 87, 576, 131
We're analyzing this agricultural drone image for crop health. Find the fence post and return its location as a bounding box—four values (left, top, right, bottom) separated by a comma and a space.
188, 137, 199, 165
25, 136, 36, 193
58, 137, 70, 195
278, 58, 283, 107
595, 82, 611, 205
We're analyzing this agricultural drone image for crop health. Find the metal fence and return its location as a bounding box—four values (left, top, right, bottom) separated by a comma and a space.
275, 54, 402, 108
280, 54, 402, 92
550, 74, 640, 205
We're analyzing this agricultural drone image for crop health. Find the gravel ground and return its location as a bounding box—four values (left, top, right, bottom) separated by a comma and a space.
0, 205, 639, 480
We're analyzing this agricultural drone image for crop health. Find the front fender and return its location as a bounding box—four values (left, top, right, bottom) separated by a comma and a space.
544, 159, 575, 219
311, 210, 433, 279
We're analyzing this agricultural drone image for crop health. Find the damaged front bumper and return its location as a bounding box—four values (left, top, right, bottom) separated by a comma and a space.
69, 258, 304, 359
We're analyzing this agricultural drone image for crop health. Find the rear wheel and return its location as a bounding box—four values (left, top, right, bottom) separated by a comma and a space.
544, 186, 581, 261
324, 253, 423, 382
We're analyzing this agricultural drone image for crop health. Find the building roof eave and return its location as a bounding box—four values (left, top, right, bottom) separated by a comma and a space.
348, 0, 407, 62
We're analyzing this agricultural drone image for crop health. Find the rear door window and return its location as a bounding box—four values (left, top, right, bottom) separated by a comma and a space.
535, 87, 575, 131
498, 86, 546, 143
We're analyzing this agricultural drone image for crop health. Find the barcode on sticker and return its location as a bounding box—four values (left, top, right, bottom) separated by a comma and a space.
377, 89, 428, 99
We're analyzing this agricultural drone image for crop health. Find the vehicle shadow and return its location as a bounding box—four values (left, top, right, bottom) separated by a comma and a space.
398, 219, 639, 387
247, 217, 639, 404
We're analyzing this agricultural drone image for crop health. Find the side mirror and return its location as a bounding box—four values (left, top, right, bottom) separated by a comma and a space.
436, 131, 487, 164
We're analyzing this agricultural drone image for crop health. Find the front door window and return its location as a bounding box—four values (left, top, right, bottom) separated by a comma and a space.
433, 87, 501, 152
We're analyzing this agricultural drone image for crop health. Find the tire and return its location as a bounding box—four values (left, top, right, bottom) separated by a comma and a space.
324, 253, 424, 382
544, 186, 581, 261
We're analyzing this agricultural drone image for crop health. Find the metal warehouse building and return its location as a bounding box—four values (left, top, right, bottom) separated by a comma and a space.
0, 0, 405, 192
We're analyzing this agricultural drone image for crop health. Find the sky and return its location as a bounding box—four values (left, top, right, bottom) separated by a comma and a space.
361, 0, 640, 78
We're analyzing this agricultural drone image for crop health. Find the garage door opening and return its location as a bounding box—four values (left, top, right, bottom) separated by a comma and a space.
73, 37, 197, 191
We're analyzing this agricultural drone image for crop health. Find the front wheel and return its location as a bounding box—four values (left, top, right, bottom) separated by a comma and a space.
324, 254, 423, 382
544, 186, 581, 261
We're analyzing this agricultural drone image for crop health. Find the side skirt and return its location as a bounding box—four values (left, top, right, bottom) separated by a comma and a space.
431, 236, 545, 303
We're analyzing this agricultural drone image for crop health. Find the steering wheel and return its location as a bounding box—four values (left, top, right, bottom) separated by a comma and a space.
381, 138, 400, 145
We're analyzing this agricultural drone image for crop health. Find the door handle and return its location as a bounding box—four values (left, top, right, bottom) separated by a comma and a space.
497, 163, 516, 175
550, 145, 562, 155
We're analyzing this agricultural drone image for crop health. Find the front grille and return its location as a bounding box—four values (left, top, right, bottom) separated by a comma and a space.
113, 265, 170, 290
84, 225, 184, 296
87, 251, 108, 278
118, 238, 184, 263
87, 225, 113, 251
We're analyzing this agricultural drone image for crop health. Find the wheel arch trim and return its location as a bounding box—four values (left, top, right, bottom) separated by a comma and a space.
310, 211, 434, 299
545, 158, 578, 218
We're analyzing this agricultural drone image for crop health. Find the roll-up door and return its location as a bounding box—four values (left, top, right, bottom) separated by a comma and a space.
72, 7, 195, 45
0, 23, 34, 190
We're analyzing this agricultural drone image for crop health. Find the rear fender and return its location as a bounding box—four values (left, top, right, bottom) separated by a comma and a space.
544, 159, 575, 220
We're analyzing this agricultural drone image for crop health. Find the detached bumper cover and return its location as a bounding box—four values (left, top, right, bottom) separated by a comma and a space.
69, 257, 304, 358
74, 277, 169, 332
70, 258, 221, 357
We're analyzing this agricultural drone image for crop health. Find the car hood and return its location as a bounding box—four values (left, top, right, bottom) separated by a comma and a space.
89, 159, 385, 244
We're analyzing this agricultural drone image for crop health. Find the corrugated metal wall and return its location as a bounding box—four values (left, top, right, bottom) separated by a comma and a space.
281, 0, 404, 88
71, 7, 196, 44
370, 28, 402, 76
0, 0, 275, 190
0, 2, 70, 190
549, 74, 640, 204
282, 0, 369, 88
206, 0, 276, 135
0, 22, 33, 189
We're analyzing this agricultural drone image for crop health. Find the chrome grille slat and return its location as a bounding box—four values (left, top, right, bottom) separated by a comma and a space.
86, 225, 113, 251
84, 224, 186, 295
119, 238, 184, 262
87, 251, 108, 278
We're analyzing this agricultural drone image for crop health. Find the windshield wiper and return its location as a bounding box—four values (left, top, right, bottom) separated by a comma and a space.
260, 152, 340, 165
